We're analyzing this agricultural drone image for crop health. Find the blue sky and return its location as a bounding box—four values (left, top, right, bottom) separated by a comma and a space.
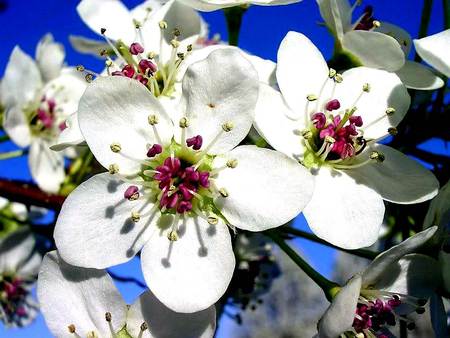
0, 0, 448, 337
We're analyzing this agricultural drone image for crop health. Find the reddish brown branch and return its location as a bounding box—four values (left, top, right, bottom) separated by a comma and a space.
0, 178, 65, 210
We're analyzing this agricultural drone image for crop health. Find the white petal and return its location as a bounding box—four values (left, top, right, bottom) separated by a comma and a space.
213, 145, 313, 231
316, 0, 352, 40
342, 30, 405, 71
179, 48, 258, 154
131, 0, 164, 20
127, 290, 216, 338
318, 275, 361, 338
349, 144, 439, 204
276, 31, 328, 116
423, 180, 450, 229
375, 22, 412, 56
177, 0, 300, 11
77, 0, 135, 43
244, 54, 277, 85
0, 228, 36, 274
254, 83, 305, 159
54, 173, 157, 268
37, 251, 127, 338
69, 35, 110, 57
439, 251, 450, 294
414, 29, 450, 78
3, 105, 31, 148
0, 46, 42, 107
51, 112, 85, 151
29, 138, 65, 193
35, 33, 65, 82
396, 61, 444, 90
10, 202, 27, 221
373, 254, 440, 299
77, 76, 173, 175
141, 216, 235, 313
335, 66, 410, 140
303, 167, 385, 249
362, 226, 437, 286
17, 250, 42, 277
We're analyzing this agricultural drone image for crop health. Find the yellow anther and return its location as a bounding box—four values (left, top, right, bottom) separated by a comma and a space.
306, 94, 318, 101
85, 74, 94, 83
222, 122, 234, 132
76, 65, 85, 72
140, 322, 149, 331
302, 129, 313, 139
173, 28, 181, 37
110, 143, 121, 153
131, 211, 141, 223
372, 20, 381, 28
362, 83, 371, 92
171, 39, 180, 48
219, 188, 229, 198
105, 60, 113, 67
148, 114, 159, 125
370, 151, 385, 163
147, 51, 156, 59
334, 74, 343, 83
179, 117, 189, 128
325, 136, 336, 144
108, 164, 119, 174
388, 127, 398, 135
328, 68, 337, 78
226, 159, 238, 168
68, 324, 76, 333
159, 21, 168, 29
168, 230, 178, 241
187, 44, 193, 52
385, 107, 396, 116
207, 216, 219, 225
105, 312, 112, 322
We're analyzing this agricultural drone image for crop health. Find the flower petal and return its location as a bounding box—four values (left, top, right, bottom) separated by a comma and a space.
318, 275, 361, 338
245, 54, 277, 85
3, 105, 31, 148
77, 76, 173, 175
179, 48, 258, 154
424, 180, 450, 229
54, 173, 156, 268
276, 31, 329, 116
335, 66, 410, 140
0, 46, 42, 107
77, 0, 135, 43
37, 251, 127, 338
127, 290, 216, 338
177, 0, 300, 12
29, 138, 65, 193
141, 215, 235, 313
342, 30, 406, 71
69, 35, 110, 57
349, 144, 439, 204
303, 167, 385, 249
374, 22, 412, 56
254, 83, 305, 159
213, 145, 313, 231
0, 228, 36, 274
395, 61, 444, 90
414, 29, 450, 78
51, 112, 85, 151
316, 0, 352, 40
35, 33, 65, 82
362, 226, 437, 286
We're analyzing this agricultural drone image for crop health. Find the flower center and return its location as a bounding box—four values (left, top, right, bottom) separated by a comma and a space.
26, 95, 65, 137
348, 289, 427, 337
0, 273, 32, 325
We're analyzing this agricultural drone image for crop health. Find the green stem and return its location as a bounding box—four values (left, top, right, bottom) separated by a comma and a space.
224, 6, 247, 46
414, 0, 433, 61
0, 149, 25, 160
280, 226, 379, 260
75, 151, 94, 184
266, 230, 340, 301
0, 134, 9, 143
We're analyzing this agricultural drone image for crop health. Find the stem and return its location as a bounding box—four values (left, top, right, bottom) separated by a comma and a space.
224, 6, 247, 46
444, 0, 450, 29
0, 178, 65, 210
414, 0, 433, 61
280, 226, 379, 260
0, 134, 9, 143
0, 149, 25, 160
265, 229, 339, 302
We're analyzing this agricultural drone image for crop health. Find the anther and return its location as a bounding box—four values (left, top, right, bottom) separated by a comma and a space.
388, 127, 398, 135
207, 216, 219, 225
68, 324, 76, 333
124, 186, 140, 201
334, 74, 343, 83
179, 117, 190, 128
110, 143, 121, 153
302, 129, 312, 139
177, 52, 185, 60
147, 144, 162, 157
108, 164, 119, 174
370, 151, 385, 163
187, 44, 193, 52
328, 68, 337, 78
222, 122, 234, 132
131, 211, 141, 223
173, 28, 181, 37
372, 20, 381, 28
385, 107, 396, 116
159, 21, 167, 29
100, 28, 107, 34
76, 65, 85, 72
105, 60, 113, 67
168, 230, 178, 241
85, 74, 94, 83
226, 159, 238, 168
219, 188, 229, 197
140, 322, 148, 331
148, 114, 159, 125
147, 52, 156, 59
105, 312, 112, 322
324, 136, 336, 144
362, 83, 371, 92
171, 39, 180, 48
306, 94, 318, 101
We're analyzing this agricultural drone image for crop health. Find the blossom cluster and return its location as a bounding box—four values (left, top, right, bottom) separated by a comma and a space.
0, 0, 449, 337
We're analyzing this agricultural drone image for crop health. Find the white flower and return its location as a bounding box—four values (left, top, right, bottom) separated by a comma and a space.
317, 227, 440, 338
0, 228, 41, 327
53, 48, 314, 313
0, 34, 87, 193
317, 0, 444, 90
176, 0, 301, 12
254, 31, 439, 250
414, 29, 450, 78
38, 250, 216, 338
424, 180, 450, 294
53, 0, 209, 151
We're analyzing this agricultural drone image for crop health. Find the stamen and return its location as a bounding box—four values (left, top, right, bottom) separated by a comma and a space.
108, 164, 119, 174
110, 143, 122, 153
100, 28, 127, 64
124, 186, 140, 201
131, 211, 141, 222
